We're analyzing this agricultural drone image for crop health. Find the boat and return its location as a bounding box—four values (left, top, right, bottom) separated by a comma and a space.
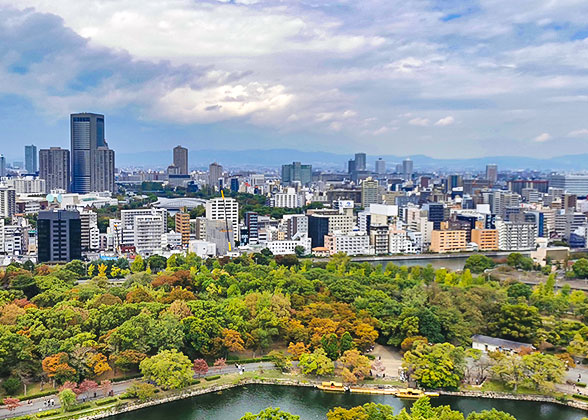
316, 382, 346, 392
393, 388, 439, 399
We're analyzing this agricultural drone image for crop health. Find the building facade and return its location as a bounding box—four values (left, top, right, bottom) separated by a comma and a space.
39, 147, 70, 192
37, 210, 82, 263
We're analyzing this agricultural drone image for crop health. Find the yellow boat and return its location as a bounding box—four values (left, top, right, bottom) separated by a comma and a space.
394, 388, 439, 399
316, 381, 346, 392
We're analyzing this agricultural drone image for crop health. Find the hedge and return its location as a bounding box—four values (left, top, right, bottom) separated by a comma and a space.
37, 409, 61, 418
65, 402, 92, 412
94, 397, 118, 406
19, 390, 58, 401
573, 393, 588, 401
204, 375, 221, 381
578, 382, 587, 388
112, 373, 143, 383
190, 379, 201, 385
225, 356, 272, 364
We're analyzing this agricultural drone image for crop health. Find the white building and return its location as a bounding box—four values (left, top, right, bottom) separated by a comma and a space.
266, 237, 312, 255
162, 230, 182, 249
188, 240, 217, 259
389, 230, 423, 254
496, 220, 537, 251
0, 186, 16, 218
324, 231, 370, 256
120, 209, 168, 256
80, 210, 100, 251
272, 188, 302, 209
7, 177, 46, 194
206, 197, 239, 241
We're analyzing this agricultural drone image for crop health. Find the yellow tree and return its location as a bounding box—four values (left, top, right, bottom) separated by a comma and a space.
222, 329, 245, 355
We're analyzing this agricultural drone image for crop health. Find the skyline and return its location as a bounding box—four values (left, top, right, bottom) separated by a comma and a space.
3, 1, 588, 158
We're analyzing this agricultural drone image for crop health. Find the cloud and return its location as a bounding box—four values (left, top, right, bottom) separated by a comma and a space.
533, 133, 552, 142
408, 117, 430, 127
434, 116, 455, 126
568, 129, 588, 138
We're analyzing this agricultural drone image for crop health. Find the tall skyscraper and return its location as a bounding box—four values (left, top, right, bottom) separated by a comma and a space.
39, 147, 70, 192
25, 145, 37, 173
37, 209, 82, 263
281, 162, 312, 185
70, 112, 115, 193
361, 177, 380, 206
208, 162, 223, 190
375, 158, 386, 175
0, 186, 15, 217
486, 164, 498, 184
0, 155, 5, 177
402, 158, 413, 180
173, 146, 189, 175
354, 153, 367, 171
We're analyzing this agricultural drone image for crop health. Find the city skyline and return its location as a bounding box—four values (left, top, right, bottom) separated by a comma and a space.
3, 2, 588, 159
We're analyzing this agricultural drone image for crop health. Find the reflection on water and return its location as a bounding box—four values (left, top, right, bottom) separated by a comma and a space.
111, 385, 587, 420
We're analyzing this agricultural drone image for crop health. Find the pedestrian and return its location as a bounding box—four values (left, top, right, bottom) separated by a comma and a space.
50, 399, 54, 406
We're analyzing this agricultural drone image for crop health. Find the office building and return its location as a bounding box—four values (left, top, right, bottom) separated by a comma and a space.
37, 209, 82, 263
39, 147, 70, 192
25, 145, 37, 173
175, 212, 191, 246
6, 177, 46, 194
244, 211, 259, 244
281, 162, 312, 186
486, 164, 498, 184
93, 146, 115, 193
361, 177, 380, 206
272, 188, 301, 208
496, 220, 537, 251
70, 112, 115, 193
324, 231, 370, 256
354, 153, 367, 171
0, 186, 16, 218
79, 210, 99, 251
427, 203, 445, 230
284, 214, 308, 240
206, 197, 239, 241
0, 155, 5, 177
173, 146, 189, 175
550, 174, 588, 196
208, 162, 223, 190
375, 158, 386, 175
402, 158, 413, 180
471, 229, 499, 251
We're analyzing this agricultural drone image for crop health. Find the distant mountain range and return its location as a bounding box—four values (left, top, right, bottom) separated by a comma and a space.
116, 148, 588, 171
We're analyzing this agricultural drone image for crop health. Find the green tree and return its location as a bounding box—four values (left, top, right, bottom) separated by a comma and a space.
403, 342, 465, 390
59, 388, 77, 411
489, 303, 541, 341
506, 253, 534, 270
139, 349, 193, 390
573, 258, 588, 279
124, 382, 156, 401
298, 348, 334, 376
464, 255, 495, 274
466, 410, 516, 420
131, 255, 145, 273
240, 407, 300, 420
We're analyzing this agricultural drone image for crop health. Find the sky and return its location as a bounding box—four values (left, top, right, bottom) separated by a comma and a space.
2, 0, 588, 161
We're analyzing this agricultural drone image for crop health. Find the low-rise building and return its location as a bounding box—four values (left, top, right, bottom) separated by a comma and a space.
471, 229, 499, 251
430, 230, 467, 253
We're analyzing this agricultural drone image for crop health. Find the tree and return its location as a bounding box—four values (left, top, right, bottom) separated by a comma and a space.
288, 342, 310, 361
213, 358, 227, 371
59, 388, 77, 411
338, 349, 371, 383
100, 380, 112, 397
403, 342, 465, 390
371, 358, 386, 378
240, 407, 300, 420
222, 329, 245, 354
294, 246, 306, 258
2, 398, 21, 411
490, 352, 526, 391
523, 352, 565, 391
268, 351, 291, 372
131, 255, 145, 273
139, 349, 193, 390
111, 350, 147, 372
489, 303, 541, 342
193, 359, 209, 375
506, 253, 533, 270
327, 403, 395, 420
298, 348, 334, 376
464, 255, 495, 274
573, 258, 588, 279
466, 410, 516, 420
78, 379, 98, 398
125, 382, 156, 402
1, 377, 21, 395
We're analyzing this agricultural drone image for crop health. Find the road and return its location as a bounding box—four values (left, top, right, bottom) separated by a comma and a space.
1, 362, 275, 419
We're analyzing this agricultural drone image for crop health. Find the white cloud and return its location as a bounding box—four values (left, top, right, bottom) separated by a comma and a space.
408, 117, 430, 127
533, 133, 552, 142
568, 129, 588, 138
434, 116, 455, 126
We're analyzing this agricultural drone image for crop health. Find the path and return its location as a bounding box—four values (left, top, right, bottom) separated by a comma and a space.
371, 344, 403, 379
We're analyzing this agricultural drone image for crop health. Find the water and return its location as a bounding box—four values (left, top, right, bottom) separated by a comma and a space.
111, 385, 587, 420
367, 256, 469, 271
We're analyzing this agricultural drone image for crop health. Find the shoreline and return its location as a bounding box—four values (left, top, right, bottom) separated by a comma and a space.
70, 378, 588, 420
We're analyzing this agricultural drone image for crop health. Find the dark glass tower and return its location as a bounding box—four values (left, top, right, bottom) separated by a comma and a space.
70, 112, 105, 193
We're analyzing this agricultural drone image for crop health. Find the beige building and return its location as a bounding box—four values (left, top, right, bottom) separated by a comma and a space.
430, 230, 467, 253
471, 229, 499, 251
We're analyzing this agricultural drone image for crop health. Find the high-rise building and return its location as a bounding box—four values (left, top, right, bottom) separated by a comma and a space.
402, 158, 413, 180
281, 162, 312, 186
175, 212, 191, 246
208, 162, 223, 190
375, 158, 386, 175
206, 197, 239, 240
93, 146, 115, 193
79, 210, 99, 251
0, 155, 5, 177
361, 177, 380, 206
0, 186, 15, 218
244, 211, 259, 244
354, 153, 367, 171
39, 147, 70, 192
173, 146, 189, 175
25, 145, 37, 173
70, 112, 115, 193
37, 210, 82, 263
486, 164, 498, 184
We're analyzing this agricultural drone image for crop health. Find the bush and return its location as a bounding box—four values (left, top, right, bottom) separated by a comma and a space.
204, 375, 221, 381
225, 356, 272, 363
65, 402, 92, 412
112, 373, 143, 383
37, 410, 61, 418
95, 397, 118, 406
190, 379, 201, 385
577, 382, 587, 388
573, 393, 588, 401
